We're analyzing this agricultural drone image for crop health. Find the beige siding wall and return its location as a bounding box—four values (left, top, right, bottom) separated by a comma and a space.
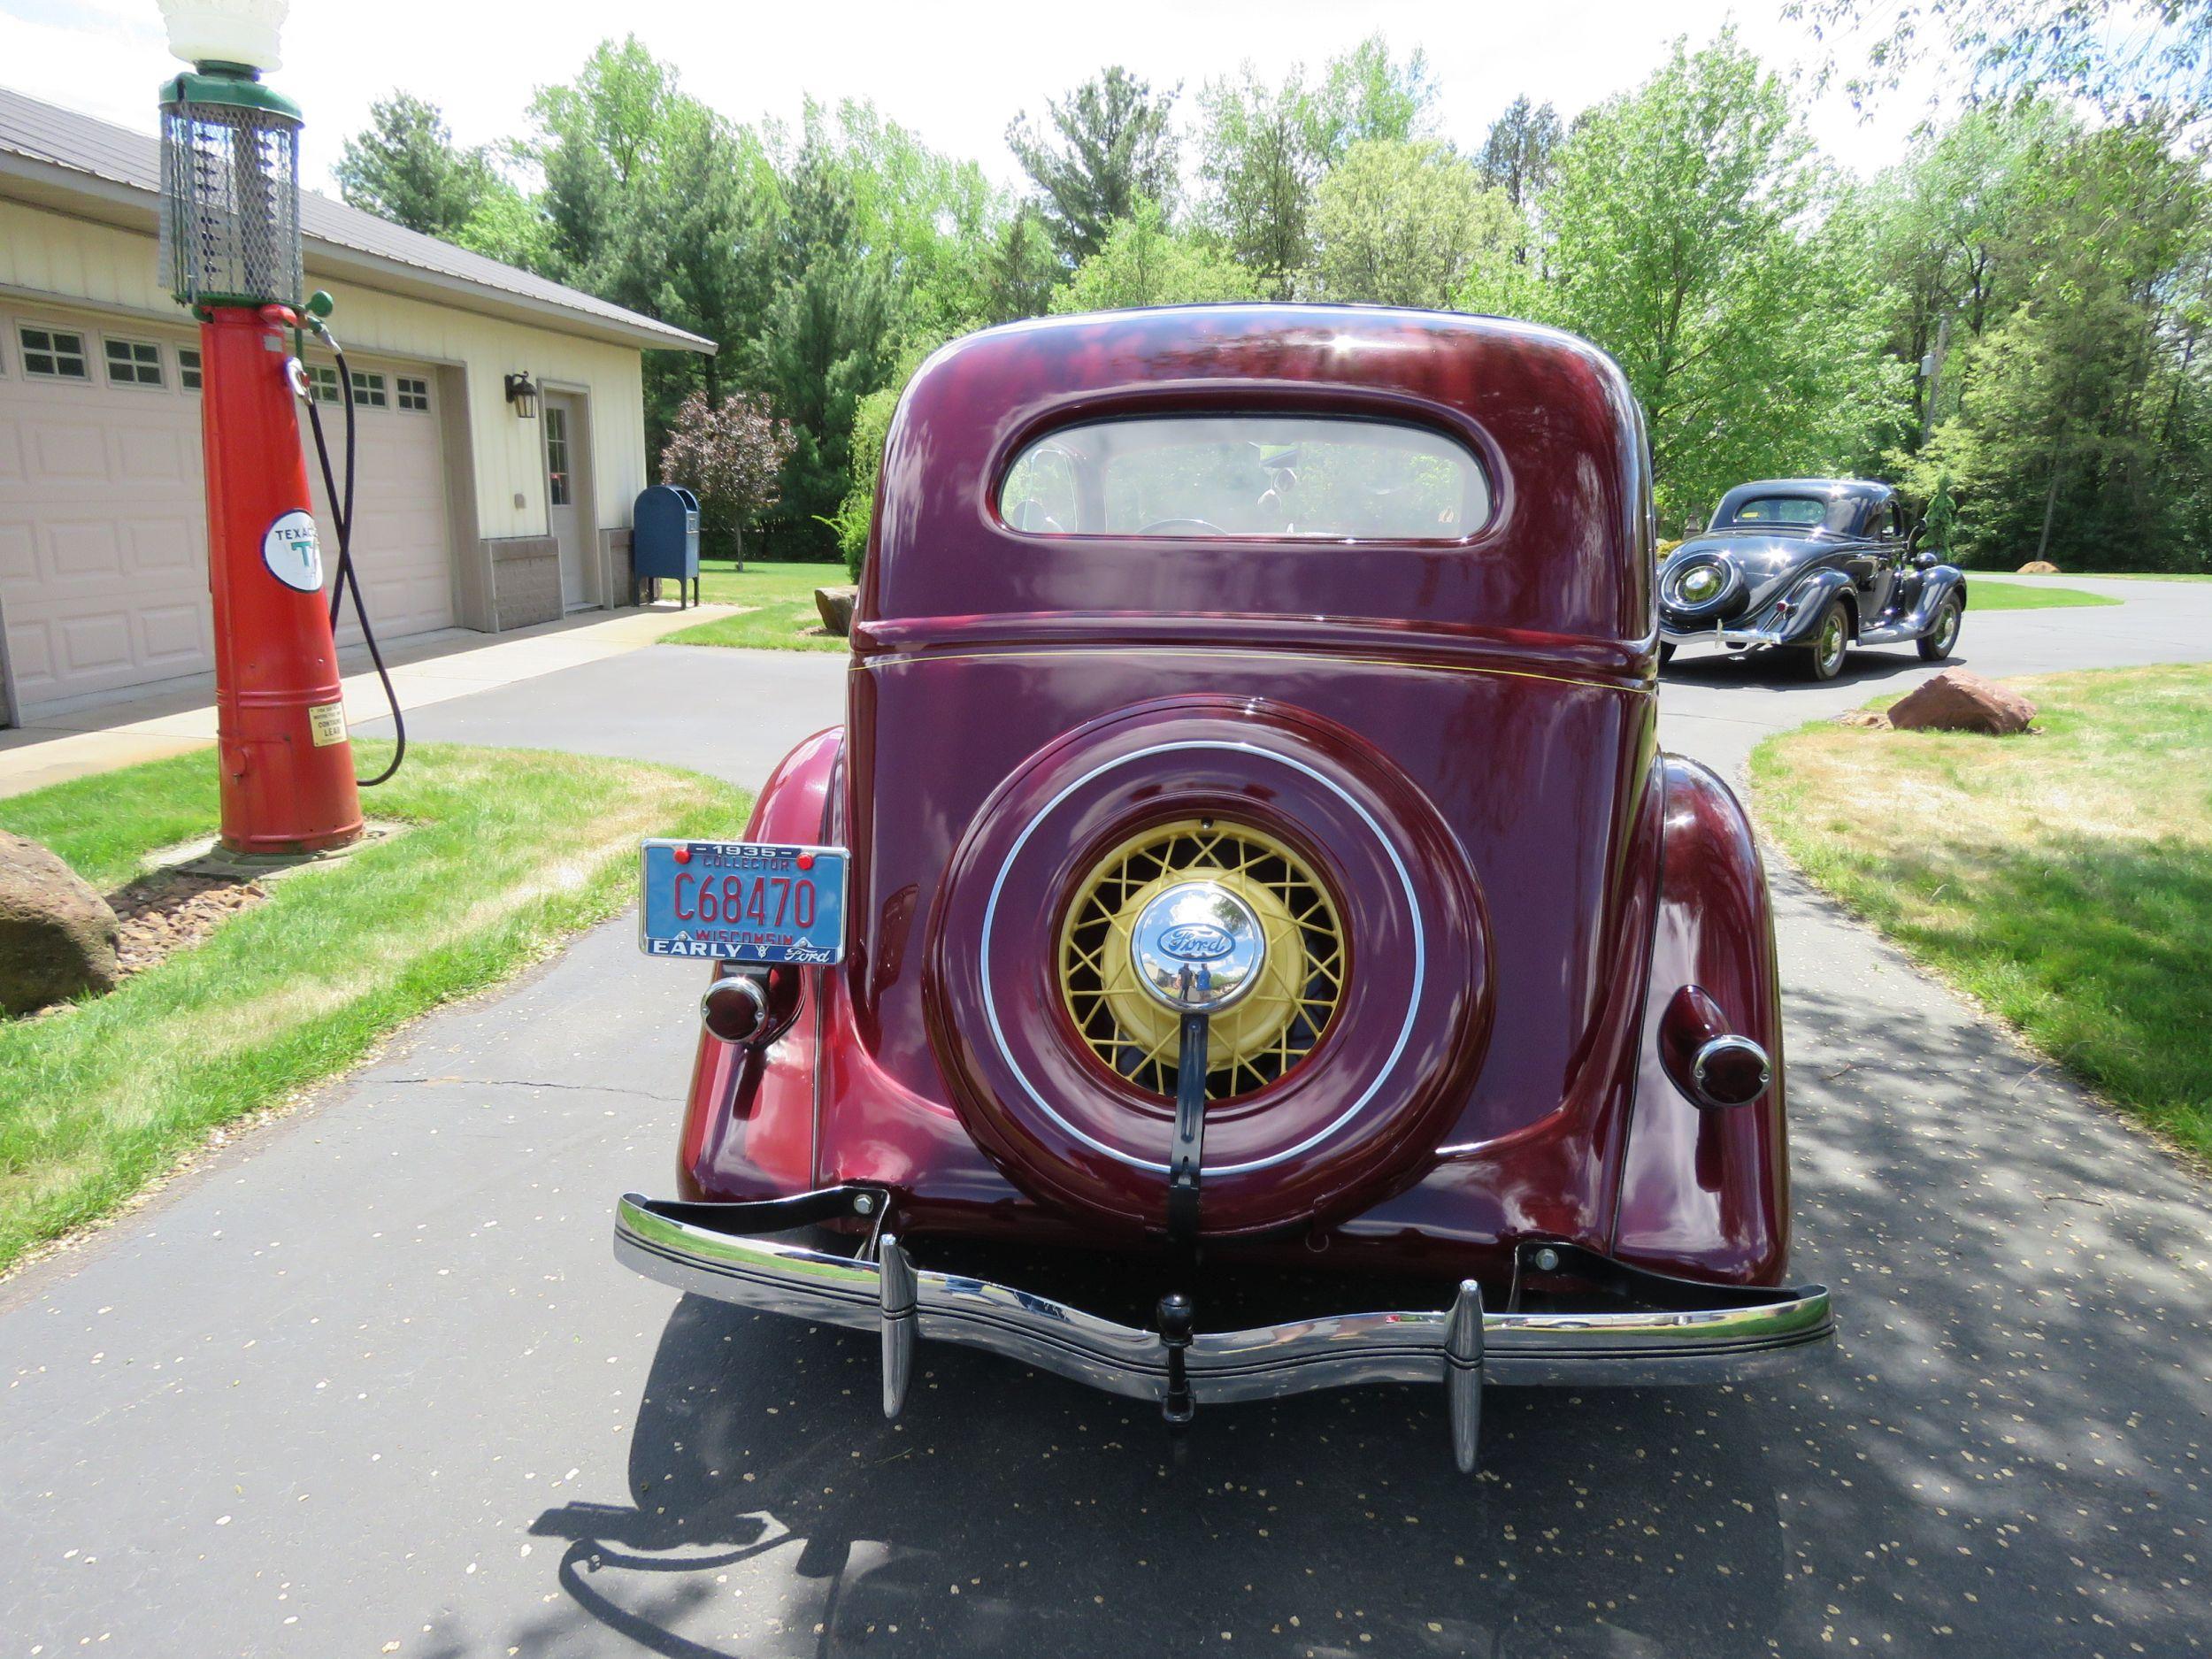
0, 199, 649, 542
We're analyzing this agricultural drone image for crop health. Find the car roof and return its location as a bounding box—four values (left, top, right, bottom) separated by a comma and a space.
1721, 479, 1893, 506
862, 303, 1655, 655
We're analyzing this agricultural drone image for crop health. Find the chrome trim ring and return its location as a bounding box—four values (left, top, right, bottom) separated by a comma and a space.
979, 740, 1427, 1178
1690, 1034, 1772, 1110
700, 974, 771, 1045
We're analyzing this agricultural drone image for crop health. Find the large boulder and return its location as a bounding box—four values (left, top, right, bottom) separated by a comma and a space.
2017, 559, 2061, 573
0, 831, 119, 1015
814, 585, 858, 637
1887, 669, 2036, 736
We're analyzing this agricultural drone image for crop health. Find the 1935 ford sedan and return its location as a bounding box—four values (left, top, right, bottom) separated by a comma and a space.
614, 305, 1832, 1469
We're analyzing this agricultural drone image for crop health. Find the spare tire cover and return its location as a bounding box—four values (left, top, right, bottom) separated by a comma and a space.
926, 695, 1492, 1236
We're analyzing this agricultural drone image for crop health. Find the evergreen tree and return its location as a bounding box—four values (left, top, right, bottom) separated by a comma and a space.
1477, 96, 1563, 211
334, 92, 495, 238
1007, 67, 1181, 262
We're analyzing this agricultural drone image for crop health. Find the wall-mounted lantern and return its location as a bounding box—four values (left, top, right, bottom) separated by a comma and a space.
504, 371, 540, 419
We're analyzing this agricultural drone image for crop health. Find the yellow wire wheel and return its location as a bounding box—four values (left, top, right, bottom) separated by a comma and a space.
1058, 818, 1346, 1101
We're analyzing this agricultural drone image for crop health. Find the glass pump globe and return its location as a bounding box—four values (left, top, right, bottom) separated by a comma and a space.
158, 0, 290, 72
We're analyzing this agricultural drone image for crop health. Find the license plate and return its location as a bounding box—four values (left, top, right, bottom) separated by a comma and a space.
637, 840, 847, 964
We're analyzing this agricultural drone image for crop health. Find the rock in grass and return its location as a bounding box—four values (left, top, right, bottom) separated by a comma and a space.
814, 585, 858, 636
2017, 559, 2061, 573
1887, 668, 2036, 736
0, 830, 119, 1014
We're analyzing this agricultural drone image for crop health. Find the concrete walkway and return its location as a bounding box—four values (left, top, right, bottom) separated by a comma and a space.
0, 602, 732, 799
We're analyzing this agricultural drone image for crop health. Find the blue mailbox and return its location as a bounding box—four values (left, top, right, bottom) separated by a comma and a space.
633, 485, 701, 607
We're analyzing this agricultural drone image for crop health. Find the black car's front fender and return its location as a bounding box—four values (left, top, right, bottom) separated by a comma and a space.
1904, 565, 1968, 628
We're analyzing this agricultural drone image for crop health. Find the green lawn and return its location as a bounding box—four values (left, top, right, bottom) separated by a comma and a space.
1751, 664, 2212, 1159
0, 744, 749, 1274
1967, 581, 2119, 611
664, 559, 852, 653
1993, 570, 2211, 582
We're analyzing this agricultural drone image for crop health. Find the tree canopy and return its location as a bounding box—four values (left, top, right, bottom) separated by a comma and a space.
334, 27, 2212, 573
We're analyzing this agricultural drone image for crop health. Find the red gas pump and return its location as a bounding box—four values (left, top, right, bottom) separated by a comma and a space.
160, 32, 363, 853
199, 303, 363, 852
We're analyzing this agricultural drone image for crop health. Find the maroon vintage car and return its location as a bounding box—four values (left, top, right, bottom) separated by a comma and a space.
615, 304, 1832, 1468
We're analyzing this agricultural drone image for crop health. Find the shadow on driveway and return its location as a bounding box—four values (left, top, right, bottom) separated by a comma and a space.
508, 874, 2212, 1659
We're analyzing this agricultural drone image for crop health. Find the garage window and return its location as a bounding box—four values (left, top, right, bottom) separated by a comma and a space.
178, 347, 203, 391
104, 337, 165, 388
19, 325, 90, 380
304, 365, 342, 404
396, 375, 430, 412
349, 370, 388, 408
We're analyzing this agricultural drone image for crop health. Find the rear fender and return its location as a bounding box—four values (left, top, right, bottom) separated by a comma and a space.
1609, 757, 1790, 1285
1775, 568, 1856, 644
676, 726, 845, 1198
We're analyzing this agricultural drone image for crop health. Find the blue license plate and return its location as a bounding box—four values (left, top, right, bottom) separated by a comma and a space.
637, 840, 848, 964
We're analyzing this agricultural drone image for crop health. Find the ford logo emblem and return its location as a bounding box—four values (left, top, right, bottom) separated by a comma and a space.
1157, 923, 1234, 961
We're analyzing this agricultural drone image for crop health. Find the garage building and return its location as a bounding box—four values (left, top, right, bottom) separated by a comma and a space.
0, 87, 712, 724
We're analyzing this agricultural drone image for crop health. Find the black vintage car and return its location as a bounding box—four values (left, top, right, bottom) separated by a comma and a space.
1657, 479, 1967, 680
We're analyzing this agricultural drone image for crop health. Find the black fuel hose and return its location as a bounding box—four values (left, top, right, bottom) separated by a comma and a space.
300, 329, 404, 787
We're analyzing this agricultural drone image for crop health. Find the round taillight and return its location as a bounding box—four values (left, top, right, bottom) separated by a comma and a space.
1690, 1035, 1771, 1109
701, 974, 772, 1045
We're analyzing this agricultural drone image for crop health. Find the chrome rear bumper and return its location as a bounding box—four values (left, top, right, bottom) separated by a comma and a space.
615, 1187, 1832, 1468
1660, 621, 1789, 649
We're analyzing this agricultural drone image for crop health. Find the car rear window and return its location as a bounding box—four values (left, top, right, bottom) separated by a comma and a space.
999, 416, 1491, 541
1720, 495, 1828, 527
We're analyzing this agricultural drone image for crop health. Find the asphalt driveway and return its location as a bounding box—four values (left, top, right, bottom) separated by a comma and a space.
5, 580, 2211, 1656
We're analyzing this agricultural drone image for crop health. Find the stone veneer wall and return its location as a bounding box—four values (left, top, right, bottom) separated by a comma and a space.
485, 536, 562, 631
601, 527, 635, 609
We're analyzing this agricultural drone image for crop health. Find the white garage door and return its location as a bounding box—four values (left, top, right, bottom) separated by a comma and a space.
0, 307, 455, 717
301, 360, 455, 646
0, 314, 211, 710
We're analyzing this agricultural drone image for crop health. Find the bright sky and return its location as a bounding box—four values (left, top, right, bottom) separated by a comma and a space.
0, 0, 1941, 194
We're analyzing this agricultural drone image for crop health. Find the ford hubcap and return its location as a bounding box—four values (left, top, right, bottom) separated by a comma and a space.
1130, 882, 1266, 1013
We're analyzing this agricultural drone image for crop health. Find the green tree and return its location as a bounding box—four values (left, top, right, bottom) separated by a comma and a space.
985, 204, 1065, 323
1196, 66, 1317, 298
334, 92, 495, 238
1476, 95, 1563, 211
527, 40, 784, 452
749, 122, 897, 554
1791, 0, 2212, 113
1302, 36, 1439, 161
1900, 117, 2210, 568
1540, 33, 1899, 522
1007, 67, 1181, 262
1309, 140, 1523, 311
1050, 200, 1263, 312
1861, 104, 2062, 457
1922, 470, 1959, 552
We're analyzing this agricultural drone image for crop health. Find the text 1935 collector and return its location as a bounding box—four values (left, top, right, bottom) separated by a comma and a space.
616, 304, 1832, 1470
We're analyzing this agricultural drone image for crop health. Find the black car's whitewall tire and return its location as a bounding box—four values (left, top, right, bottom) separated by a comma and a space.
1917, 594, 1962, 661
1798, 598, 1850, 682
